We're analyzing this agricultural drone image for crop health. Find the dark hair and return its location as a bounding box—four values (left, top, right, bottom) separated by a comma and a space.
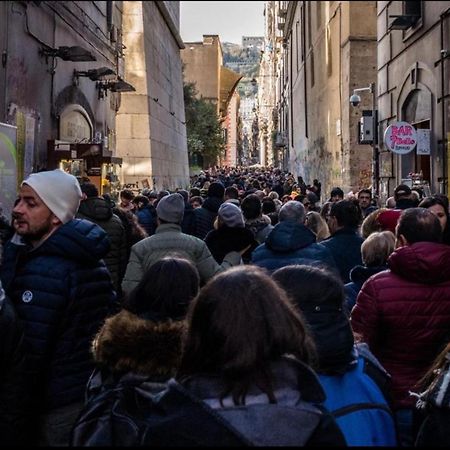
273, 265, 354, 374
177, 265, 315, 405
262, 198, 276, 214
241, 194, 262, 220
225, 186, 239, 200
419, 195, 449, 213
358, 188, 372, 199
120, 189, 135, 200
330, 187, 344, 199
80, 182, 99, 198
190, 188, 201, 197
329, 199, 362, 228
396, 207, 443, 244
189, 195, 203, 206
132, 195, 149, 207
124, 257, 200, 321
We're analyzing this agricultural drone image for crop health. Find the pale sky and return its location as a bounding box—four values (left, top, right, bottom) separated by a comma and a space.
180, 1, 266, 45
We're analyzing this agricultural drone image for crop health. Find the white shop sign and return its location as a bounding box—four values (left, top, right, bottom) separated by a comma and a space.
384, 121, 417, 155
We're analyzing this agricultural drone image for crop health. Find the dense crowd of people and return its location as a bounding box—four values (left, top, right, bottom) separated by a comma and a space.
1, 165, 450, 446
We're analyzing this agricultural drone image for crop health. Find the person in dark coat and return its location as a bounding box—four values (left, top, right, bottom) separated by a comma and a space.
177, 189, 196, 236
132, 194, 157, 237
193, 182, 224, 239
0, 277, 30, 446
251, 200, 337, 274
394, 184, 417, 209
175, 265, 346, 446
321, 199, 364, 283
204, 202, 257, 264
273, 264, 397, 446
71, 257, 200, 446
0, 170, 115, 446
351, 208, 450, 446
77, 183, 128, 294
344, 230, 395, 313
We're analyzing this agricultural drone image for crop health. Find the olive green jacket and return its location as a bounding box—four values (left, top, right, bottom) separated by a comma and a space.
121, 223, 242, 294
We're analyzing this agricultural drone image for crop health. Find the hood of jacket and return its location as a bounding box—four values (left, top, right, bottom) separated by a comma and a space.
31, 218, 110, 265
202, 197, 223, 214
93, 309, 185, 379
388, 241, 450, 284
78, 197, 113, 221
265, 220, 316, 253
349, 264, 388, 284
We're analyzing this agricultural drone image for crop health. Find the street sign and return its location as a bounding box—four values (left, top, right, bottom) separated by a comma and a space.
384, 121, 417, 155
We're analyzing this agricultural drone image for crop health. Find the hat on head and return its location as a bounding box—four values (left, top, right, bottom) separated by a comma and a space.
207, 182, 225, 199
376, 209, 402, 234
22, 169, 82, 224
394, 184, 412, 199
156, 193, 185, 223
218, 202, 245, 228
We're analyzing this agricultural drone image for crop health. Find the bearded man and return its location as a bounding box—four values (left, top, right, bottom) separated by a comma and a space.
0, 169, 115, 446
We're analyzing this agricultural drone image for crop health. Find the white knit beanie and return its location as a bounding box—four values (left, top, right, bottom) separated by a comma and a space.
23, 169, 83, 224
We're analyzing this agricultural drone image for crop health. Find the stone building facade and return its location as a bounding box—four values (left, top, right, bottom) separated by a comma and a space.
377, 1, 450, 198
0, 0, 125, 216
181, 35, 242, 168
116, 1, 189, 191
274, 1, 377, 198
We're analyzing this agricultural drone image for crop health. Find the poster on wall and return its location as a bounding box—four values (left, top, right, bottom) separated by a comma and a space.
416, 129, 431, 155
0, 122, 18, 220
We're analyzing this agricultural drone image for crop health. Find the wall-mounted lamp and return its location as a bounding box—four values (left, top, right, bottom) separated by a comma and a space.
40, 45, 96, 62
96, 77, 136, 99
73, 67, 116, 83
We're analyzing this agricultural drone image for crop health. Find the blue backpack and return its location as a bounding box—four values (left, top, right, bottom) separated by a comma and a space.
318, 344, 398, 446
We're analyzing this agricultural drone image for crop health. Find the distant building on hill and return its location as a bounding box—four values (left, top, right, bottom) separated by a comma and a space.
242, 36, 264, 50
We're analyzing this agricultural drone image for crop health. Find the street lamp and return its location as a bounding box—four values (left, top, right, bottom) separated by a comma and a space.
350, 82, 379, 198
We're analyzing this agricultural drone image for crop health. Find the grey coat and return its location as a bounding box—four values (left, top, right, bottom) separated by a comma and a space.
121, 223, 242, 294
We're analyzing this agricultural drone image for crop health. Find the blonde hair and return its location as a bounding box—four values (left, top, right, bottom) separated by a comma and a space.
361, 230, 395, 267
305, 211, 330, 242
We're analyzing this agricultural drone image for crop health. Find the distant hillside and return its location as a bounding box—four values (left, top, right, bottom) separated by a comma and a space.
222, 42, 261, 96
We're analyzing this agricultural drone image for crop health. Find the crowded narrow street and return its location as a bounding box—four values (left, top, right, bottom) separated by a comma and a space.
1, 0, 450, 447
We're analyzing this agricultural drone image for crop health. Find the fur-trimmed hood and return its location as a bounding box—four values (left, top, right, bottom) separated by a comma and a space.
92, 310, 185, 380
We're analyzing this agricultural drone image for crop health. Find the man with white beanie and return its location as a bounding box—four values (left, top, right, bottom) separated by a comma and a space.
122, 193, 249, 294
0, 169, 116, 446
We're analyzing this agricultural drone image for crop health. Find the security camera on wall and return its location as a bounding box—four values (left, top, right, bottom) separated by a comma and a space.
349, 93, 361, 107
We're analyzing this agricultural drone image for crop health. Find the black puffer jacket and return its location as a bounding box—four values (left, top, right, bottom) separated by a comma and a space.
0, 283, 29, 446
193, 197, 223, 239
0, 219, 116, 412
77, 197, 128, 292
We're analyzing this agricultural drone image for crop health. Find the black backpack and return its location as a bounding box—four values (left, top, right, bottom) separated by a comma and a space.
70, 375, 250, 447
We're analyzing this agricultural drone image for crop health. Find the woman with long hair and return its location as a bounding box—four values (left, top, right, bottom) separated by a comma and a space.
175, 265, 345, 446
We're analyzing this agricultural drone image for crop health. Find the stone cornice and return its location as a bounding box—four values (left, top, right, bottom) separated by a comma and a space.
155, 1, 185, 49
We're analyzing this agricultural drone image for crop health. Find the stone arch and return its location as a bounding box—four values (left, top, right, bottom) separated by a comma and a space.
53, 86, 95, 137
395, 62, 437, 184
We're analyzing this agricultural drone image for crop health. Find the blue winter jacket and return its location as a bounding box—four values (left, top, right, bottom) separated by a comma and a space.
251, 220, 338, 273
318, 344, 397, 446
136, 205, 157, 236
0, 219, 116, 411
321, 228, 364, 283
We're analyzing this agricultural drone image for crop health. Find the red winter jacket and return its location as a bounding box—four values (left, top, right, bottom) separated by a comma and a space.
351, 241, 450, 410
